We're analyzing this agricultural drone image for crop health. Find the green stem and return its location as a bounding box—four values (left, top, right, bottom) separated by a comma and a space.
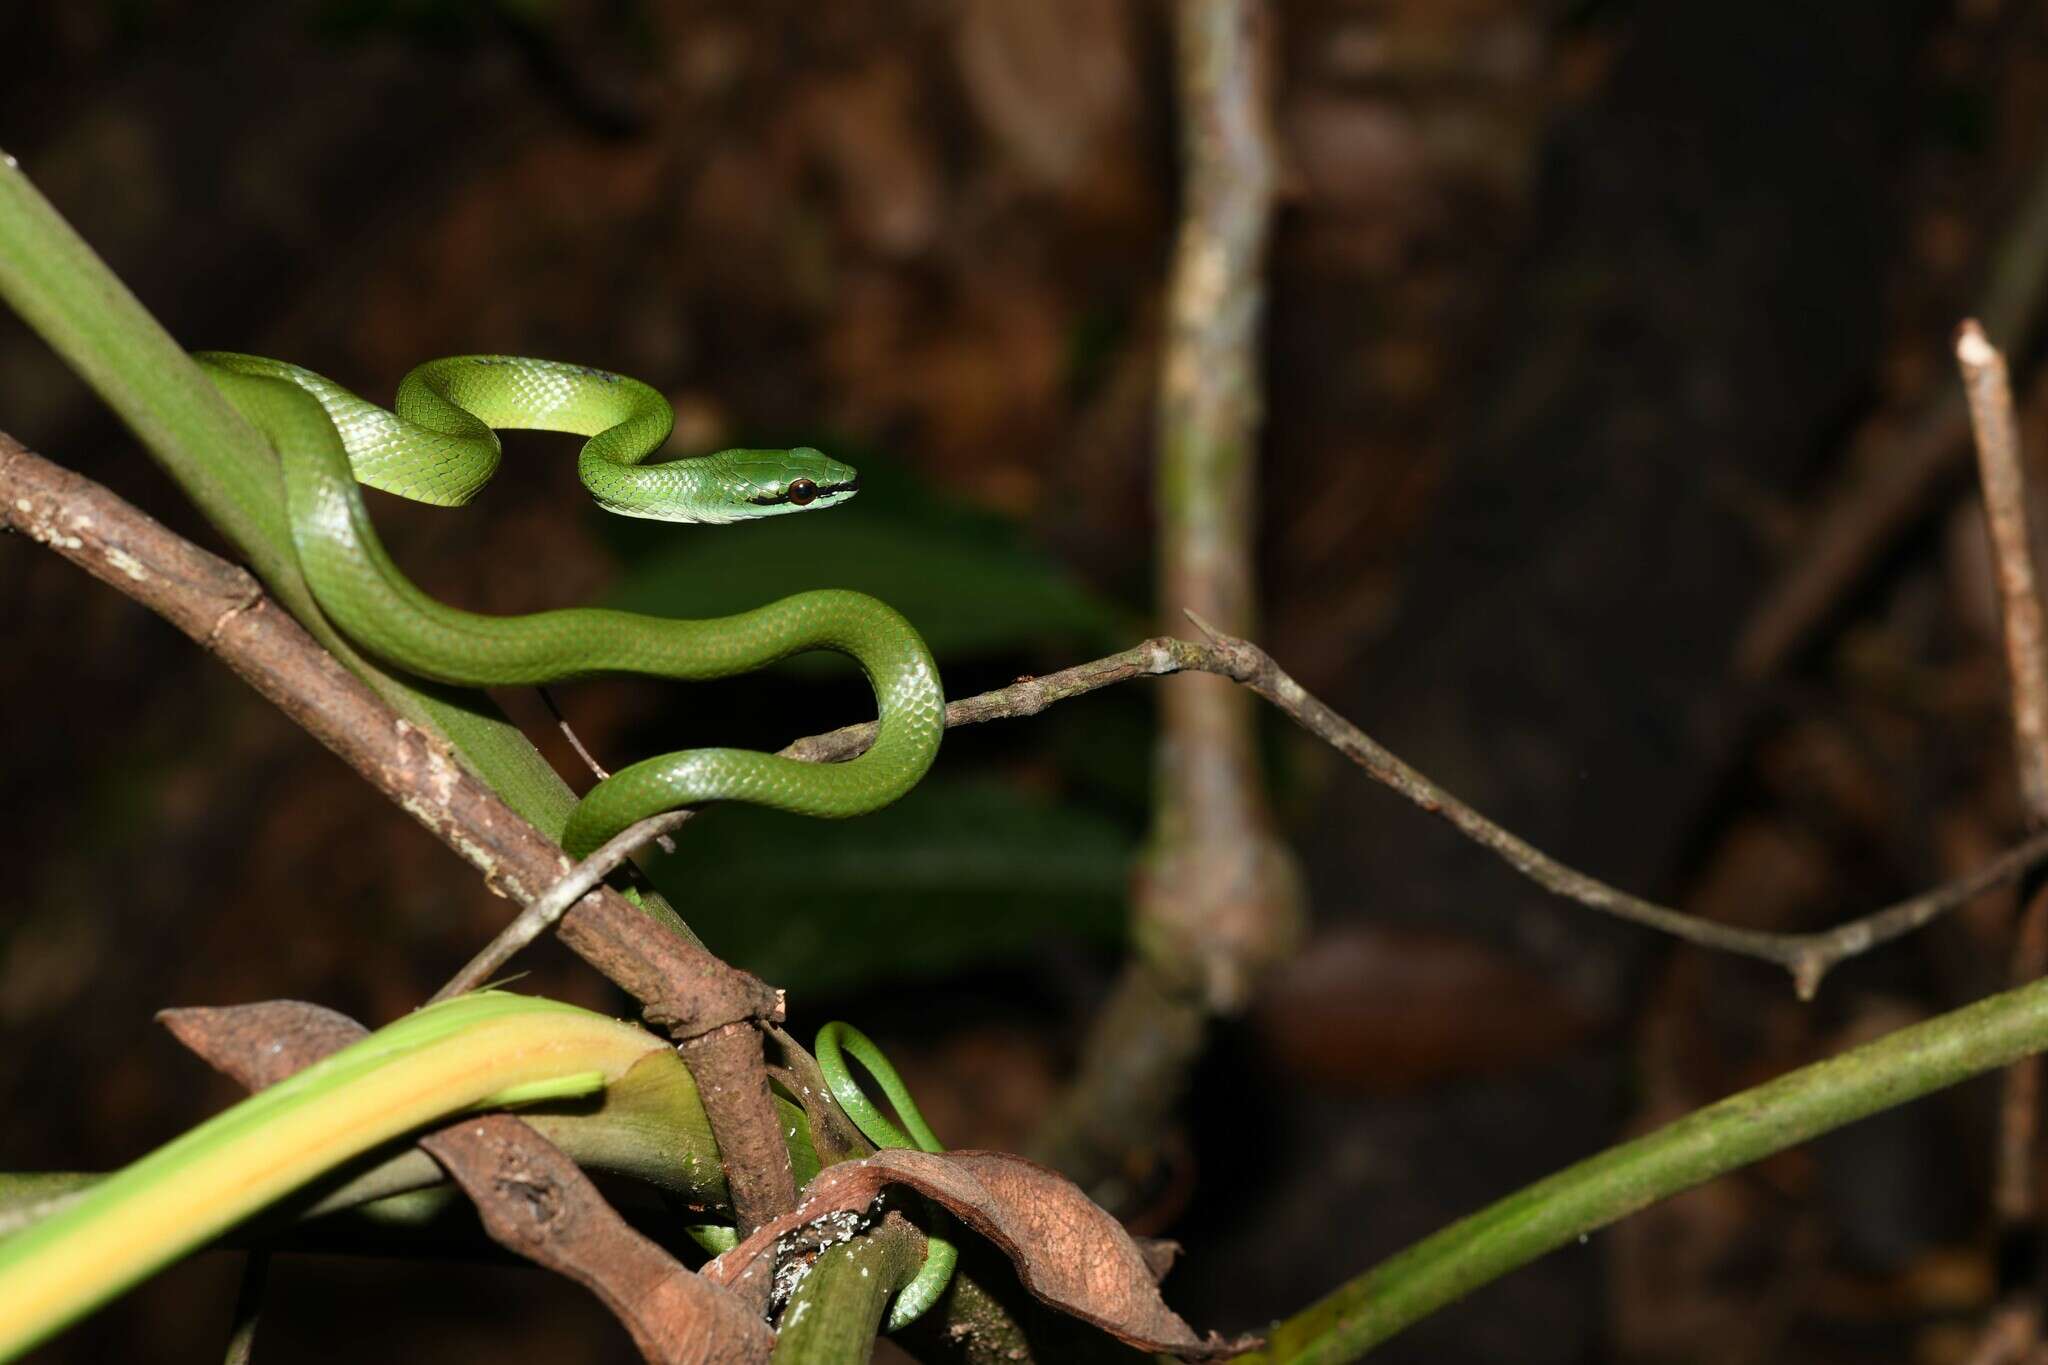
1248, 972, 2048, 1363
0, 151, 687, 936
0, 153, 297, 591
0, 993, 664, 1360
0, 1049, 824, 1244
771, 1219, 925, 1365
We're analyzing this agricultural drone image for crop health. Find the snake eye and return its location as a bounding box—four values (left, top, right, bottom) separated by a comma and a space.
787, 478, 819, 507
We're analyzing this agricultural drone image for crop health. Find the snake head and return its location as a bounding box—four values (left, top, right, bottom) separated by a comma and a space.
717, 447, 861, 518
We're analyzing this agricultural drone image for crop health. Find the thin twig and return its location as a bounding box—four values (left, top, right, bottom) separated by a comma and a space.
535, 686, 676, 855
789, 614, 2048, 998
539, 685, 611, 781
1959, 317, 2048, 1364
1961, 319, 2048, 821
429, 810, 694, 1003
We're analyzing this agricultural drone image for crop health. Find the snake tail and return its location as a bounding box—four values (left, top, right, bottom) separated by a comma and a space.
815, 1021, 960, 1330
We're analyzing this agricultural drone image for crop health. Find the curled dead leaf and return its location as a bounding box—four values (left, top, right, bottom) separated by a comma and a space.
159, 999, 368, 1087
704, 1147, 1257, 1359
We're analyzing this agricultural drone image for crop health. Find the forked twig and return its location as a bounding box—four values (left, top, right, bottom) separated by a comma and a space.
430, 810, 694, 1003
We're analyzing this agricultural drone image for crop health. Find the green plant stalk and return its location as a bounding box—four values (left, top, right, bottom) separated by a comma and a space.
771, 1220, 925, 1364
0, 992, 668, 1361
0, 154, 684, 933
0, 1177, 510, 1255
0, 155, 296, 592
1247, 972, 2048, 1364
0, 1049, 824, 1244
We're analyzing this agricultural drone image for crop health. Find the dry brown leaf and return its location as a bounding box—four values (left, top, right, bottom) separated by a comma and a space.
424, 1115, 775, 1364
704, 1147, 1256, 1359
158, 998, 368, 1088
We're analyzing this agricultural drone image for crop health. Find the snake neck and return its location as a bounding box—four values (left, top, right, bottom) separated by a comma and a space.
579, 447, 861, 525
579, 447, 733, 523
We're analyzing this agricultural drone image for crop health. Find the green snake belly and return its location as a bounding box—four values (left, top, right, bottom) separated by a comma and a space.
193, 353, 942, 859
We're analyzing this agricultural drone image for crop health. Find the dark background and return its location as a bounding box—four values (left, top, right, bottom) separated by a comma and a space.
4, 1, 2048, 1361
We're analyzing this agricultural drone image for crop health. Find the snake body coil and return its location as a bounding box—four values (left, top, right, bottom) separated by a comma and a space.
195, 353, 943, 856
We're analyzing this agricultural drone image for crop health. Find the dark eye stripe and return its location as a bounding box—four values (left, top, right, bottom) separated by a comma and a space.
747, 478, 855, 507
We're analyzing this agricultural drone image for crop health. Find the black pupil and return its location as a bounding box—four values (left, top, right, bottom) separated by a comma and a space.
788, 479, 818, 506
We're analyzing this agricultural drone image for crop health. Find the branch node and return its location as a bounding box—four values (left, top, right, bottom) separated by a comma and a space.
202, 580, 267, 649
1791, 954, 1826, 1003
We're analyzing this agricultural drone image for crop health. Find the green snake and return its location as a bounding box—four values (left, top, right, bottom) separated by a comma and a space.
191, 353, 943, 858
815, 1021, 959, 1329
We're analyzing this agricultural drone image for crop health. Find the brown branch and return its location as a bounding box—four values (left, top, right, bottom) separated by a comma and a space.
677, 1023, 799, 1248
0, 435, 776, 1033
0, 434, 805, 1254
1139, 0, 1298, 1009
1959, 317, 2048, 1225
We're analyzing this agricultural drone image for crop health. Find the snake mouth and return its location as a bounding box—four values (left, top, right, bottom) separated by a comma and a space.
748, 477, 859, 508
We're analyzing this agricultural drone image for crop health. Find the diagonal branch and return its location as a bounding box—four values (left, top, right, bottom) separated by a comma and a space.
0, 434, 797, 1238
